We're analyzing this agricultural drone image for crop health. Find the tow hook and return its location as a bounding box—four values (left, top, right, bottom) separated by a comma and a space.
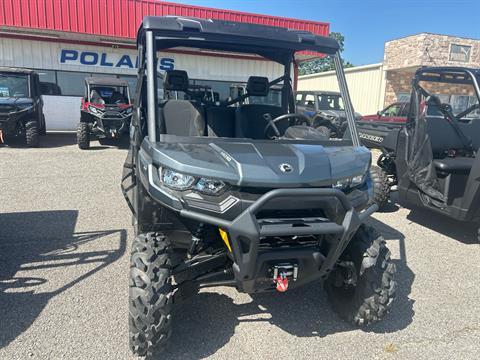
272, 263, 298, 292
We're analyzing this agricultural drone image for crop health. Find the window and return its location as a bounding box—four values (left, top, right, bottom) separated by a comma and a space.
192, 79, 231, 102
451, 95, 479, 118
250, 88, 282, 106
317, 94, 344, 111
296, 93, 303, 105
89, 86, 129, 105
397, 93, 410, 102
305, 94, 315, 108
38, 70, 60, 95
0, 72, 29, 97
56, 71, 89, 96
382, 103, 402, 117
449, 44, 472, 63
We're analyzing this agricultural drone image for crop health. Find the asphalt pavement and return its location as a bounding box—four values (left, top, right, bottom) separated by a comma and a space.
0, 134, 479, 360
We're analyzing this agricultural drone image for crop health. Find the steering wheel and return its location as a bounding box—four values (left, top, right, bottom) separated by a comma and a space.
264, 113, 311, 139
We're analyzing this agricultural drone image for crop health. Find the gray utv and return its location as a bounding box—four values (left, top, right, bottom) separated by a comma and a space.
122, 16, 397, 356
295, 90, 362, 138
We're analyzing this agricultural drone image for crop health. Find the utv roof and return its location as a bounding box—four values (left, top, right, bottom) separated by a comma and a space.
297, 90, 342, 96
137, 16, 339, 62
415, 67, 480, 85
0, 67, 37, 74
85, 77, 129, 86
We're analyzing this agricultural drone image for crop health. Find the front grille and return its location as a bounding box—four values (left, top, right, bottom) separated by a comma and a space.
256, 208, 326, 220
0, 105, 15, 113
258, 234, 322, 250
103, 112, 123, 119
102, 119, 123, 128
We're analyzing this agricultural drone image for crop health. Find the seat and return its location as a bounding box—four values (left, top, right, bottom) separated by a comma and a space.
161, 70, 205, 136
433, 157, 474, 174
234, 76, 285, 139
235, 104, 284, 139
205, 106, 236, 137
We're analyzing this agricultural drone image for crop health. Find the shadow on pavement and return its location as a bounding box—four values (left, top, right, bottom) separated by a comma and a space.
405, 207, 478, 244
0, 210, 126, 349
151, 218, 414, 360
0, 133, 77, 148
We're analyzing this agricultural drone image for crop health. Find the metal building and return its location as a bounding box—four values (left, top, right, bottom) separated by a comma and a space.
297, 63, 385, 115
0, 0, 329, 130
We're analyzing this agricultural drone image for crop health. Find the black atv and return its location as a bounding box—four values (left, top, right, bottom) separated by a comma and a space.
296, 90, 362, 138
77, 77, 133, 149
122, 16, 397, 357
359, 67, 480, 238
0, 67, 46, 147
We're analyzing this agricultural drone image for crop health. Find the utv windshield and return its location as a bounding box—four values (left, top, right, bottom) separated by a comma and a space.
89, 86, 130, 105
318, 94, 345, 111
0, 73, 29, 98
138, 17, 360, 146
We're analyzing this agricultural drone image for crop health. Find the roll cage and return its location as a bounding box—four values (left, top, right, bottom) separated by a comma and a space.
134, 16, 360, 146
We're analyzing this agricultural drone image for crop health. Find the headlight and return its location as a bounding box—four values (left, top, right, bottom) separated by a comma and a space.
162, 168, 195, 190
124, 107, 133, 114
333, 177, 350, 190
88, 105, 102, 115
160, 167, 226, 195
333, 173, 366, 190
16, 103, 33, 111
194, 178, 226, 195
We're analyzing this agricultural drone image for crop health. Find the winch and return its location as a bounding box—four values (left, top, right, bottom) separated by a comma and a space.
272, 263, 298, 292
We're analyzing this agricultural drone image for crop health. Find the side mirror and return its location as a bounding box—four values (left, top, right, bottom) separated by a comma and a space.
377, 111, 382, 116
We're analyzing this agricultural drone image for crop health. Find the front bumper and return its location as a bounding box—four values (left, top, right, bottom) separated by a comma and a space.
179, 187, 377, 293
90, 113, 132, 138
0, 109, 33, 134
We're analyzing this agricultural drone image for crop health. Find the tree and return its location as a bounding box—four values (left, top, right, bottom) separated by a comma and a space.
298, 32, 354, 75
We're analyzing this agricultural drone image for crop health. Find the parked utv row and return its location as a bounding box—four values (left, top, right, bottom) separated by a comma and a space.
121, 16, 397, 357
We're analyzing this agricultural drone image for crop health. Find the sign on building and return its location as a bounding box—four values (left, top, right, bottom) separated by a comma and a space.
449, 44, 472, 63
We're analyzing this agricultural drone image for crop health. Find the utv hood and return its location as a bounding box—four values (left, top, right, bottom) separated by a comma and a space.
146, 139, 370, 188
321, 109, 362, 120
0, 97, 33, 108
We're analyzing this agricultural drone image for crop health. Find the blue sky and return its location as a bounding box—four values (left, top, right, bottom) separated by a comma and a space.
170, 0, 480, 66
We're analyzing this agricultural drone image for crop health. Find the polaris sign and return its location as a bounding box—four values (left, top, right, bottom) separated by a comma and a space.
59, 49, 174, 71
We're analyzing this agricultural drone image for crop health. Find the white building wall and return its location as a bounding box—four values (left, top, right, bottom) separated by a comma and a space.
298, 63, 386, 115
0, 37, 284, 80
0, 37, 284, 130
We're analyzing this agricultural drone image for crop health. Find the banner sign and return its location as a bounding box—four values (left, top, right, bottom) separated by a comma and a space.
59, 49, 174, 71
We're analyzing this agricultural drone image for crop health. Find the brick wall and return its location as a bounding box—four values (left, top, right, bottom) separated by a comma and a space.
384, 33, 480, 71
384, 70, 476, 106
383, 33, 479, 106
